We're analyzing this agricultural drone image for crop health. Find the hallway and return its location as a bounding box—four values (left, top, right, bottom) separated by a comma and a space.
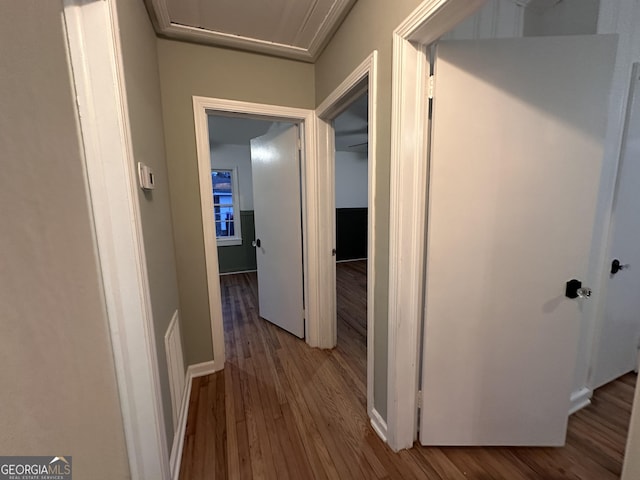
178, 265, 635, 479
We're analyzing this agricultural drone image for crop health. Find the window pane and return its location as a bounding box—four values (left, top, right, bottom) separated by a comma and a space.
212, 170, 232, 196
212, 169, 238, 240
216, 220, 234, 237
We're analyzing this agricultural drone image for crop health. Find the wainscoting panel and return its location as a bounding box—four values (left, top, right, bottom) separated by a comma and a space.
164, 310, 186, 429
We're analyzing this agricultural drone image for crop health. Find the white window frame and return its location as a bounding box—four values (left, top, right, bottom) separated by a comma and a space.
211, 167, 242, 246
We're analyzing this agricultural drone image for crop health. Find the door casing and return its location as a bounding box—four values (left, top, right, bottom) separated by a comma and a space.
192, 97, 331, 363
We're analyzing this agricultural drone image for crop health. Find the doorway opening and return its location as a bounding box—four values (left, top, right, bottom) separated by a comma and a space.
207, 112, 305, 341
316, 50, 380, 435
208, 115, 304, 338
333, 91, 369, 411
192, 97, 324, 369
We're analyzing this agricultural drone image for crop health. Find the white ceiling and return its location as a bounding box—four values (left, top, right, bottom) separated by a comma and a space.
145, 0, 357, 62
334, 93, 368, 151
208, 116, 275, 146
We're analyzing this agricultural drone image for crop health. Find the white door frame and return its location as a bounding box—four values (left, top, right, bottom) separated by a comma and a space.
63, 0, 170, 478
386, 0, 487, 451
315, 52, 381, 435
192, 97, 327, 355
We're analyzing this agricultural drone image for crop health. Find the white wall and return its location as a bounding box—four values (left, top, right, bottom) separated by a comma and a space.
210, 143, 254, 210
335, 150, 368, 208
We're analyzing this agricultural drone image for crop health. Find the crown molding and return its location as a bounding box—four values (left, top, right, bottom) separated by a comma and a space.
144, 0, 356, 63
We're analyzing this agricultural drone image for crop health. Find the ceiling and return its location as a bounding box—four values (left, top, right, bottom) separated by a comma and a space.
334, 93, 368, 152
144, 0, 357, 62
208, 116, 277, 146
208, 93, 368, 152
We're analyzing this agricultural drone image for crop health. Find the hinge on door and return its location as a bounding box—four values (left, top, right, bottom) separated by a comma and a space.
416, 389, 422, 407
428, 75, 435, 100
297, 138, 302, 151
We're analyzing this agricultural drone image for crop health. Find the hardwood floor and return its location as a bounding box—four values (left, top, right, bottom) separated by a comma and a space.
179, 261, 636, 479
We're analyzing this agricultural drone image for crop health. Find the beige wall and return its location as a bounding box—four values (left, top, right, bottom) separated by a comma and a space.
157, 39, 315, 365
114, 0, 182, 446
314, 0, 424, 420
0, 1, 130, 478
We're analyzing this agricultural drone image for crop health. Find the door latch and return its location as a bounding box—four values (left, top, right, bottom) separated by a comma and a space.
565, 279, 592, 299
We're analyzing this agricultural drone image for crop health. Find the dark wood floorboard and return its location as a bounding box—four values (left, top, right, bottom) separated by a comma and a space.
179, 261, 636, 479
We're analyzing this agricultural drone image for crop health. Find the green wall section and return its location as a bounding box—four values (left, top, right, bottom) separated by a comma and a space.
218, 211, 257, 274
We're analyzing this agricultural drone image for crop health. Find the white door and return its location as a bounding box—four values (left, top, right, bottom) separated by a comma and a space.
591, 64, 640, 389
420, 35, 617, 446
250, 123, 304, 338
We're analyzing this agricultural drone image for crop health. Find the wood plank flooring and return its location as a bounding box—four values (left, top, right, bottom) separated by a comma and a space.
179, 261, 636, 479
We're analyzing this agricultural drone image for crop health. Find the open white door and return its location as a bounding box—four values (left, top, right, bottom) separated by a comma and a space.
591, 65, 640, 389
250, 124, 305, 338
420, 35, 617, 446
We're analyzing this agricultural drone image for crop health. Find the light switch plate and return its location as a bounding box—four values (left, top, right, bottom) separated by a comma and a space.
137, 162, 155, 190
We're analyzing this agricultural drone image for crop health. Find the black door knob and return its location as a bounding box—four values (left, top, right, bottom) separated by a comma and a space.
611, 259, 628, 275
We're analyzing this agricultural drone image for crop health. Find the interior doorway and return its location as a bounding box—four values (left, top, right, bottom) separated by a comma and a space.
333, 92, 369, 395
207, 113, 305, 339
387, 0, 640, 458
192, 97, 324, 368
315, 50, 380, 434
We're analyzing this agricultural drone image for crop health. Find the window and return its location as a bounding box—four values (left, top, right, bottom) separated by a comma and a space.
211, 168, 242, 246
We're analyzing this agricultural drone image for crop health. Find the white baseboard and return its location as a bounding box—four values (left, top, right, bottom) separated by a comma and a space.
569, 387, 593, 415
219, 269, 257, 276
187, 360, 220, 378
336, 258, 368, 264
169, 360, 223, 480
370, 408, 388, 443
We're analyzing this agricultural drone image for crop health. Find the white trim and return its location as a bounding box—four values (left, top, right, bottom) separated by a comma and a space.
144, 0, 355, 62
169, 370, 192, 480
569, 387, 593, 415
386, 0, 486, 452
169, 360, 220, 480
336, 258, 368, 264
164, 310, 185, 430
192, 97, 323, 351
370, 408, 388, 443
187, 360, 221, 378
219, 269, 258, 276
316, 52, 378, 419
63, 1, 170, 478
